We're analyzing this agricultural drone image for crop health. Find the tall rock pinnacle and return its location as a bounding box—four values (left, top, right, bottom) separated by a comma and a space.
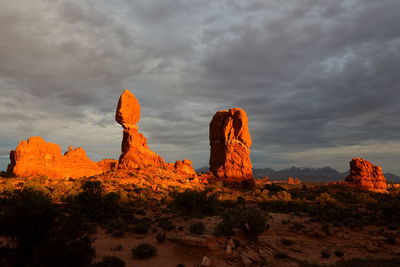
209, 108, 253, 181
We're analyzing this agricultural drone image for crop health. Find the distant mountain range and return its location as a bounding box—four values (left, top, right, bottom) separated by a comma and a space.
196, 166, 400, 183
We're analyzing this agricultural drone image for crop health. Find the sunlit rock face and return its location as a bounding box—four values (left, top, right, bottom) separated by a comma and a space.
345, 157, 387, 192
7, 136, 102, 178
115, 89, 195, 175
209, 108, 253, 181
97, 159, 118, 173
173, 159, 196, 176
116, 89, 166, 169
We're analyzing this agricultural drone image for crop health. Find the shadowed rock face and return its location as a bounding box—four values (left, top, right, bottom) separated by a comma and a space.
209, 108, 253, 181
345, 157, 387, 192
7, 137, 102, 179
115, 89, 195, 175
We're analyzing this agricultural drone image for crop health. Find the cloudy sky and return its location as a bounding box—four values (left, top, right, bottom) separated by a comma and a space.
1, 0, 399, 174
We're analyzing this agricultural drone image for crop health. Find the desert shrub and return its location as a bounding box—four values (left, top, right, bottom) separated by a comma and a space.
290, 222, 305, 232
0, 189, 95, 266
130, 223, 150, 234
316, 193, 336, 204
334, 250, 344, 257
66, 181, 123, 223
157, 219, 176, 231
170, 190, 219, 216
23, 179, 50, 195
131, 242, 157, 259
264, 184, 285, 193
259, 200, 315, 214
273, 191, 292, 201
221, 207, 268, 241
321, 224, 330, 235
103, 218, 128, 234
236, 196, 246, 205
281, 238, 294, 246
321, 250, 330, 258
94, 256, 125, 267
214, 219, 235, 237
156, 232, 166, 243
189, 222, 205, 235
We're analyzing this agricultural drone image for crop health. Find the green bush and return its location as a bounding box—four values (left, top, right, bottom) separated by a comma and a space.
264, 184, 285, 193
66, 181, 123, 223
157, 219, 176, 231
189, 222, 205, 235
222, 207, 268, 241
214, 219, 235, 237
156, 232, 166, 243
131, 242, 157, 259
170, 190, 219, 216
0, 189, 95, 266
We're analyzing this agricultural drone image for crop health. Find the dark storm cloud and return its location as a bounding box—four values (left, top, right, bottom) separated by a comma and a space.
0, 0, 399, 173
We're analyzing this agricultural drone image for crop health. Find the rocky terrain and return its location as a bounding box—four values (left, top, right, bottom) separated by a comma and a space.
0, 89, 399, 267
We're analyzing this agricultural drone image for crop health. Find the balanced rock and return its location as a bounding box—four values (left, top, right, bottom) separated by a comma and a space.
7, 137, 102, 179
345, 157, 387, 192
116, 89, 196, 174
116, 89, 166, 169
209, 108, 253, 181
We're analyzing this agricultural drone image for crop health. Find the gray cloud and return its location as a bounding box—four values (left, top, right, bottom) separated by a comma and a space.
0, 0, 399, 174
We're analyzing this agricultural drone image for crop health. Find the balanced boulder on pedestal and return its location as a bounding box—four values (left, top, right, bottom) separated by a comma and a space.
115, 89, 195, 175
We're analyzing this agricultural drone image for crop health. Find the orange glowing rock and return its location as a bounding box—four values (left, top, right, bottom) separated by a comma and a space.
345, 157, 387, 192
173, 159, 196, 175
115, 89, 195, 173
97, 159, 118, 173
115, 89, 141, 128
287, 177, 301, 184
7, 137, 102, 179
209, 108, 253, 181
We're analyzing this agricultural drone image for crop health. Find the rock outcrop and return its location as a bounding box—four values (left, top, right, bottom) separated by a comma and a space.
172, 159, 196, 176
7, 137, 102, 179
287, 177, 301, 184
209, 108, 253, 181
97, 159, 118, 173
116, 89, 196, 175
345, 157, 387, 192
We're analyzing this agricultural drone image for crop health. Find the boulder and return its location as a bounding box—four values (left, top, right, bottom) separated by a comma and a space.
345, 157, 387, 192
173, 159, 196, 175
209, 108, 253, 181
97, 159, 118, 172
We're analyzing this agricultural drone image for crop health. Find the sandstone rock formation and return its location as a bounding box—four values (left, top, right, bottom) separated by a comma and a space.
345, 157, 387, 192
116, 89, 166, 169
172, 159, 196, 176
116, 89, 195, 175
287, 177, 301, 184
209, 108, 253, 181
7, 137, 103, 179
97, 159, 118, 173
